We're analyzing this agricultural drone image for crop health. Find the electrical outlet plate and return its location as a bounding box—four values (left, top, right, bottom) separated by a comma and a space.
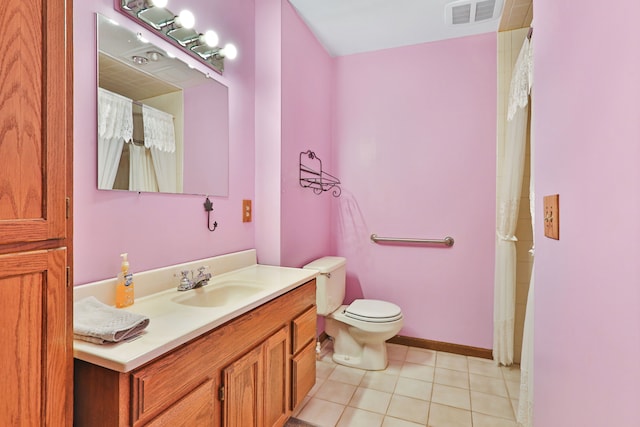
242, 200, 252, 223
543, 194, 559, 240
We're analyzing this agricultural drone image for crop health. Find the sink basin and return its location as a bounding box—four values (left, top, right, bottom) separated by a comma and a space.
172, 281, 264, 308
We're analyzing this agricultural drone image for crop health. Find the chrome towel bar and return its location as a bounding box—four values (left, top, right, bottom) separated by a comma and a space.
370, 234, 454, 247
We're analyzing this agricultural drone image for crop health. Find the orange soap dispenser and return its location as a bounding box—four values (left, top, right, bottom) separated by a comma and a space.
115, 253, 135, 308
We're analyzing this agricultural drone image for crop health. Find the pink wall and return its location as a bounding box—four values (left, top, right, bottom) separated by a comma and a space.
534, 0, 640, 425
254, 0, 283, 267
332, 35, 497, 348
73, 0, 256, 284
280, 2, 334, 268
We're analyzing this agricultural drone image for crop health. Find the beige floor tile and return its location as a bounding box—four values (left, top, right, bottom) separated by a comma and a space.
435, 352, 468, 372
315, 379, 358, 405
292, 395, 311, 417
467, 357, 503, 378
329, 365, 366, 386
405, 347, 437, 366
308, 377, 325, 397
306, 347, 523, 427
470, 391, 515, 420
510, 398, 519, 416
382, 416, 424, 427
317, 360, 337, 380
383, 358, 404, 376
348, 387, 392, 414
296, 397, 345, 427
386, 395, 430, 425
431, 383, 471, 410
361, 371, 399, 393
394, 376, 432, 401
399, 361, 435, 382
472, 412, 518, 427
434, 367, 469, 389
427, 402, 472, 427
505, 380, 520, 399
336, 407, 384, 427
501, 365, 521, 383
386, 343, 409, 361
469, 373, 508, 397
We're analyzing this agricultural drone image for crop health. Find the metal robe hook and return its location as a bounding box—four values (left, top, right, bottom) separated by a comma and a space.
204, 197, 218, 232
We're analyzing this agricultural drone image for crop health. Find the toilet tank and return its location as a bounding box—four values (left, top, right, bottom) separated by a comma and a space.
303, 256, 346, 316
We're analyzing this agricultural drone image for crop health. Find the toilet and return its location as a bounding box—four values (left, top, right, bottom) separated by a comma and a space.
304, 256, 403, 370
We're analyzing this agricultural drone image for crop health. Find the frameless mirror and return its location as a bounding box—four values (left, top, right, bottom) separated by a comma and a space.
96, 14, 229, 196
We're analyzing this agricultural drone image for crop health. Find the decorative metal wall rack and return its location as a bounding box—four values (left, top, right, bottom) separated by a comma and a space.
299, 150, 341, 197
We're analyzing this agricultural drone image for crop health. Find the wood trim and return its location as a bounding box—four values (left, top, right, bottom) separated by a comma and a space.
387, 335, 493, 360
64, 0, 74, 423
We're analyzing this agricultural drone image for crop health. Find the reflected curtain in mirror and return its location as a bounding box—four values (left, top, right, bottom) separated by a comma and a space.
96, 13, 230, 196
97, 88, 133, 189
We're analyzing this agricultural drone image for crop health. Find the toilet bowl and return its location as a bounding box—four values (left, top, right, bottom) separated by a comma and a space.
303, 257, 404, 370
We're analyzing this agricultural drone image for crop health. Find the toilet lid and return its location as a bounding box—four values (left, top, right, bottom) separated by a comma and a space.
345, 299, 403, 323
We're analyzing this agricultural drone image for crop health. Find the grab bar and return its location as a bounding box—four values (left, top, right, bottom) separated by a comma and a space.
370, 234, 454, 247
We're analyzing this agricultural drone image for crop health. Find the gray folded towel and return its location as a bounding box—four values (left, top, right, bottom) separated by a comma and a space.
74, 296, 150, 344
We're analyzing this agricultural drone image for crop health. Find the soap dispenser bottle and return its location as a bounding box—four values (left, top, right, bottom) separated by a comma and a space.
115, 253, 134, 308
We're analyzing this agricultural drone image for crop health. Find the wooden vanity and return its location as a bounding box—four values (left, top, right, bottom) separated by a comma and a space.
74, 279, 317, 427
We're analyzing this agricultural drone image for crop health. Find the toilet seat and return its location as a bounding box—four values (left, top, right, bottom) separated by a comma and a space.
345, 299, 403, 323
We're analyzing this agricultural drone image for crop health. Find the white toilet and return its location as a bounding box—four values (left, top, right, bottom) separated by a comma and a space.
304, 256, 403, 370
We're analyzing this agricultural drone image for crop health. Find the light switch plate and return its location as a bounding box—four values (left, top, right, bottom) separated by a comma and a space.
543, 194, 559, 240
242, 199, 252, 223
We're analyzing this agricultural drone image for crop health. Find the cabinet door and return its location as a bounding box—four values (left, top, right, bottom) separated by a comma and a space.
222, 344, 264, 427
264, 327, 290, 427
0, 0, 68, 246
291, 341, 316, 411
0, 249, 68, 426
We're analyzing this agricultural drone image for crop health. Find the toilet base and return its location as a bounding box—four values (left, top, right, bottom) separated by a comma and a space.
331, 343, 388, 371
326, 316, 395, 371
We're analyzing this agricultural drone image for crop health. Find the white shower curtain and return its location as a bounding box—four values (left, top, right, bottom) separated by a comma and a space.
517, 55, 535, 427
97, 88, 133, 189
494, 37, 533, 366
142, 105, 178, 192
128, 144, 159, 192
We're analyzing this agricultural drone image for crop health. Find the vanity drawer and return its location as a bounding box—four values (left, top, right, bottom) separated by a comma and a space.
146, 379, 216, 427
131, 334, 216, 425
292, 306, 316, 355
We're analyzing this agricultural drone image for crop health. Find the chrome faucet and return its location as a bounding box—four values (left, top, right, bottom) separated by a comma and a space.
193, 266, 212, 287
176, 266, 212, 291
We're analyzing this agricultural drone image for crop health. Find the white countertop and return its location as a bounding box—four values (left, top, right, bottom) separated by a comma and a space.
73, 263, 317, 372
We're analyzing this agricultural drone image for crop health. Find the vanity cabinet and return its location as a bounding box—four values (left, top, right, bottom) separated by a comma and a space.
74, 279, 316, 427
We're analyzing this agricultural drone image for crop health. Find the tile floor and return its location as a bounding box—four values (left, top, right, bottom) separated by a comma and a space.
292, 342, 521, 427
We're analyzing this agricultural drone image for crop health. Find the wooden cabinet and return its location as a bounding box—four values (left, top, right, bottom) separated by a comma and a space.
74, 280, 316, 426
262, 327, 290, 427
290, 307, 317, 410
0, 0, 73, 425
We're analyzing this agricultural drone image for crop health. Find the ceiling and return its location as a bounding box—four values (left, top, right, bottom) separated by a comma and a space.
288, 0, 532, 56
98, 14, 209, 100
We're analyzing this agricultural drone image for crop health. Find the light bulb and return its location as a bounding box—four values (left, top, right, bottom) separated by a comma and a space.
150, 0, 168, 7
202, 30, 219, 47
221, 43, 238, 60
175, 10, 195, 29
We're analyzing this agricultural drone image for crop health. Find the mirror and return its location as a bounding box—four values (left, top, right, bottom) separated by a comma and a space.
96, 14, 229, 196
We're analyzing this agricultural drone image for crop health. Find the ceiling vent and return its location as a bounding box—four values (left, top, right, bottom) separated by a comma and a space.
446, 0, 501, 25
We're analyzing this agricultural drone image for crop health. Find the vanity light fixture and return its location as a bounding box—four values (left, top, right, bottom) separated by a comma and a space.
131, 55, 148, 65
118, 0, 238, 74
146, 50, 163, 61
